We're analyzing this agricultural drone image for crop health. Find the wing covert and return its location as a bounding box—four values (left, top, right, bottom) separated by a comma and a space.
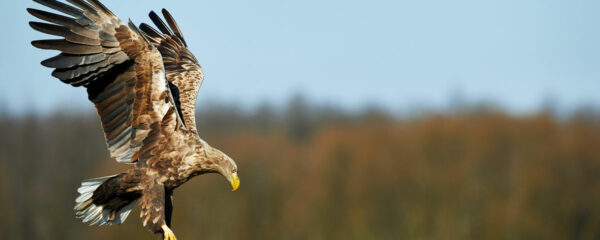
139, 9, 204, 133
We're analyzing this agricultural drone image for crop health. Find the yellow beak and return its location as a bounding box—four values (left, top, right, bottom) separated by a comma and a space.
230, 172, 240, 191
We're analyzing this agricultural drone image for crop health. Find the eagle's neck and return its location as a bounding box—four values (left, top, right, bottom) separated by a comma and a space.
177, 138, 216, 174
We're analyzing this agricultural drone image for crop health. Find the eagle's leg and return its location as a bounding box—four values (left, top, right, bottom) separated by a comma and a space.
140, 179, 177, 240
165, 190, 173, 227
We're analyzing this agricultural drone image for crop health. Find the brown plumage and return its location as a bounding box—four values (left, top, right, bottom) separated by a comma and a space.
28, 0, 240, 239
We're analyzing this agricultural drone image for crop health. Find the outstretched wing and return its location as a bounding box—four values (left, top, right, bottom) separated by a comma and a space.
139, 9, 204, 133
29, 0, 183, 164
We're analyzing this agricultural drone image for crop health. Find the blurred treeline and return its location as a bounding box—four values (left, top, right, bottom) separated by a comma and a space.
0, 98, 599, 240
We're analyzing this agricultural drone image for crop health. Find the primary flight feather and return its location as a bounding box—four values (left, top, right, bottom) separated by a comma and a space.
28, 0, 240, 239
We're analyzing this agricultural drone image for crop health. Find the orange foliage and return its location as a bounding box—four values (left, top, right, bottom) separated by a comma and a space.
0, 109, 599, 239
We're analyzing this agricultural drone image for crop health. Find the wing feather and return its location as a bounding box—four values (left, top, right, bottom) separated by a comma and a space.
33, 0, 83, 18
31, 39, 103, 54
148, 11, 173, 36
65, 0, 99, 17
29, 22, 101, 45
30, 0, 183, 165
161, 9, 187, 47
41, 53, 106, 68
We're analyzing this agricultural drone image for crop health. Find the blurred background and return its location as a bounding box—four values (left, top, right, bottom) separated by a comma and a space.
1, 0, 599, 239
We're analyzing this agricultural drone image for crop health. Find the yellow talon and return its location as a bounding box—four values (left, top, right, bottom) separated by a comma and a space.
230, 172, 240, 191
162, 225, 178, 240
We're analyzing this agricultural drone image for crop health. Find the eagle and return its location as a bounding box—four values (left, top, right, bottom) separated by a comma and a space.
28, 0, 240, 239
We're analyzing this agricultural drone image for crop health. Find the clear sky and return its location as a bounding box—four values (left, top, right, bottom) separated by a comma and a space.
1, 0, 599, 115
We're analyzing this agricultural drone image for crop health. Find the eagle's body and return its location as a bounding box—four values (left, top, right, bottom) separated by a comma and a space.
28, 0, 240, 239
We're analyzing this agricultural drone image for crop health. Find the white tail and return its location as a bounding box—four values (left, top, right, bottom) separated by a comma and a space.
74, 174, 137, 226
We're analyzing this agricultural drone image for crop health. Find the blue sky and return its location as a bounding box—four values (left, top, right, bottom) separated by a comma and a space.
1, 0, 599, 114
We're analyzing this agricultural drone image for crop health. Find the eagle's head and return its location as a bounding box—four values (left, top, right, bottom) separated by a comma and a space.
202, 143, 240, 191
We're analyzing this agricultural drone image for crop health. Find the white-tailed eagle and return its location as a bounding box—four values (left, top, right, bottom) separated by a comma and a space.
28, 0, 240, 239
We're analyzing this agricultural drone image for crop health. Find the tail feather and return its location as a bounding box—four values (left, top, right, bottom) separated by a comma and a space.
74, 174, 139, 226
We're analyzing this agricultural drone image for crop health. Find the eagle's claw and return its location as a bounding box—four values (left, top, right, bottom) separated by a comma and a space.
162, 225, 178, 240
